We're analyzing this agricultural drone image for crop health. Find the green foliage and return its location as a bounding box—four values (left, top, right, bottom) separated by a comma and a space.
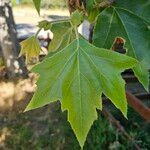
47, 20, 76, 53
25, 36, 137, 147
114, 0, 150, 23
38, 20, 51, 31
19, 0, 150, 148
86, 0, 101, 22
20, 36, 41, 63
71, 10, 84, 26
93, 6, 150, 90
32, 0, 41, 14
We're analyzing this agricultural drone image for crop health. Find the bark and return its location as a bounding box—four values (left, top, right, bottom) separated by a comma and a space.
96, 0, 115, 8
67, 0, 85, 13
0, 0, 28, 78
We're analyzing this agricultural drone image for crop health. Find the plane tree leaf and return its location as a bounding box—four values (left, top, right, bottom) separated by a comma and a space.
38, 20, 52, 31
32, 0, 41, 14
86, 0, 100, 22
93, 7, 150, 90
70, 10, 84, 26
20, 36, 41, 63
48, 20, 76, 53
114, 0, 150, 24
25, 37, 137, 147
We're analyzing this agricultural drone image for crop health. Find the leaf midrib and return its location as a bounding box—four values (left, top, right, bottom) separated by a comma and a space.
102, 8, 115, 47
114, 8, 144, 75
113, 6, 150, 25
38, 48, 77, 100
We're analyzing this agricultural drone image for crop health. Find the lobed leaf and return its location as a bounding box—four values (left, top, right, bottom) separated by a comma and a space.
70, 10, 84, 26
114, 0, 150, 24
25, 37, 137, 148
93, 7, 150, 90
38, 20, 51, 31
48, 20, 76, 53
20, 36, 41, 63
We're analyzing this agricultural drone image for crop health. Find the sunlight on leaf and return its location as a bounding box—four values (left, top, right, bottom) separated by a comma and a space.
25, 37, 137, 148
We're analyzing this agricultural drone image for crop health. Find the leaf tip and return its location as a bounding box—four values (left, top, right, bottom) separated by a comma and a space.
23, 106, 30, 113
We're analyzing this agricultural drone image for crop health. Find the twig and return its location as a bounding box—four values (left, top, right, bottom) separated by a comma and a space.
95, 0, 115, 8
126, 91, 150, 122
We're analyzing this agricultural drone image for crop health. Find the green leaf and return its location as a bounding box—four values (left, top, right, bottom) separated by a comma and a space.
88, 9, 100, 23
86, 0, 102, 11
93, 7, 150, 90
48, 20, 76, 53
70, 10, 84, 26
20, 36, 41, 63
114, 0, 150, 23
32, 0, 41, 14
86, 0, 101, 22
25, 37, 137, 147
38, 20, 51, 31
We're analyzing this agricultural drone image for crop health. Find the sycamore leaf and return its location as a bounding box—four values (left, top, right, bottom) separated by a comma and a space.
25, 37, 137, 147
71, 10, 84, 26
86, 0, 101, 10
20, 36, 41, 63
32, 0, 41, 14
48, 20, 76, 53
114, 0, 150, 24
86, 0, 100, 22
38, 20, 51, 31
93, 7, 150, 91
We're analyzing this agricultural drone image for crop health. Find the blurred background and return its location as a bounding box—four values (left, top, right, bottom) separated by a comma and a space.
0, 0, 150, 149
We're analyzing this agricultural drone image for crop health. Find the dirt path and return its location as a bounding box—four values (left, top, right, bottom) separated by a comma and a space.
13, 6, 69, 25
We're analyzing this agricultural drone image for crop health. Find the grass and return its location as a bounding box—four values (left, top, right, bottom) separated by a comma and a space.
1, 103, 150, 150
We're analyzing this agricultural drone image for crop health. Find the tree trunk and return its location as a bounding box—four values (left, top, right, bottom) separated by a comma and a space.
0, 0, 28, 78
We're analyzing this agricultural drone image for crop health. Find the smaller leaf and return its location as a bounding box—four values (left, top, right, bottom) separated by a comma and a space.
25, 37, 138, 148
93, 7, 150, 90
48, 20, 76, 53
71, 10, 84, 26
38, 20, 51, 30
32, 0, 41, 14
20, 36, 41, 63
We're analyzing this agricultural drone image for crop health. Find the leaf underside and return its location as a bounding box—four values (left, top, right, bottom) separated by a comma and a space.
48, 20, 76, 54
20, 36, 41, 63
25, 37, 137, 147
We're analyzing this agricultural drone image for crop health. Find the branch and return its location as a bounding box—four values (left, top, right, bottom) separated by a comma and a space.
95, 0, 115, 8
67, 0, 85, 13
126, 91, 150, 122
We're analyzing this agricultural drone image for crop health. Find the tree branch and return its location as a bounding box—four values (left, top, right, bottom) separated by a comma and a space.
95, 0, 115, 8
126, 91, 150, 122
